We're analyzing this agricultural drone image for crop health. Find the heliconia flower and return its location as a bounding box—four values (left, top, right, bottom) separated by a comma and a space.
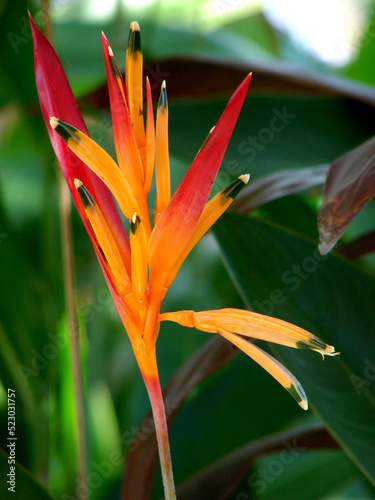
30, 15, 338, 499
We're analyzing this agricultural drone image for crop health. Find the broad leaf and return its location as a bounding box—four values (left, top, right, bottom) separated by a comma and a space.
213, 213, 375, 485
176, 423, 337, 500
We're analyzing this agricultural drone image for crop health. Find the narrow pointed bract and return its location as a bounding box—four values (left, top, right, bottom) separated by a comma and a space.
149, 74, 251, 297
32, 15, 338, 500
130, 213, 148, 302
30, 13, 131, 281
155, 81, 171, 223
165, 174, 250, 287
159, 308, 338, 408
219, 329, 308, 410
74, 179, 131, 297
50, 117, 139, 219
159, 309, 337, 356
126, 21, 145, 151
145, 77, 156, 194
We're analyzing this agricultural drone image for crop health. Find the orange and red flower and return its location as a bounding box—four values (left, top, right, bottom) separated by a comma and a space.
31, 16, 337, 498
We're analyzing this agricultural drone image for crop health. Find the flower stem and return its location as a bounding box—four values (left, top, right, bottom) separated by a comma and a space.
144, 375, 176, 500
58, 174, 87, 500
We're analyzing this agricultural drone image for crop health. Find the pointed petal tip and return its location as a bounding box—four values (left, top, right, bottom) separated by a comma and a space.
101, 31, 110, 46
130, 213, 140, 234
158, 82, 168, 110
127, 22, 142, 54
242, 73, 252, 89
288, 382, 308, 410
131, 212, 139, 224
50, 117, 59, 129
130, 21, 140, 31
239, 173, 250, 184
29, 11, 38, 30
299, 398, 309, 411
296, 339, 339, 357
74, 179, 96, 210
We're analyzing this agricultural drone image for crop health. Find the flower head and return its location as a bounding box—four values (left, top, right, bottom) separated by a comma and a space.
31, 16, 338, 408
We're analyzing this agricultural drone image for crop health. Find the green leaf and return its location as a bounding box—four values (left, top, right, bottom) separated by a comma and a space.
168, 96, 375, 180
0, 449, 56, 500
0, 0, 37, 105
212, 213, 375, 485
176, 423, 337, 500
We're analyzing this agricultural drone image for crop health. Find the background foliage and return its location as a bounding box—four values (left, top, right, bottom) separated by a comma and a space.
1, 0, 375, 498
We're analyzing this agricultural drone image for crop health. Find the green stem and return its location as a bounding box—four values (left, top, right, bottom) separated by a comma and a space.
41, 2, 87, 496
144, 375, 176, 500
58, 174, 87, 500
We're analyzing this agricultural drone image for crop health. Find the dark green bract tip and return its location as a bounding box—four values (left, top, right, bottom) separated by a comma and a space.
127, 23, 141, 55
98, 245, 108, 265
287, 383, 308, 410
223, 178, 247, 200
109, 50, 120, 78
130, 214, 140, 235
158, 84, 168, 111
76, 183, 95, 210
296, 338, 326, 351
54, 120, 79, 144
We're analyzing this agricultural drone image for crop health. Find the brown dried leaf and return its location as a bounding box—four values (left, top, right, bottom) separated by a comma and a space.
318, 135, 375, 255
121, 336, 238, 500
231, 165, 328, 213
338, 230, 375, 260
81, 55, 375, 106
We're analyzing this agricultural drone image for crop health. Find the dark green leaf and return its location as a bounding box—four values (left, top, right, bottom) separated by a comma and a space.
213, 213, 375, 485
0, 449, 57, 500
176, 423, 337, 500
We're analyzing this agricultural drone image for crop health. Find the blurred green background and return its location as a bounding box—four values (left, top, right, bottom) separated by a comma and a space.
1, 0, 375, 498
